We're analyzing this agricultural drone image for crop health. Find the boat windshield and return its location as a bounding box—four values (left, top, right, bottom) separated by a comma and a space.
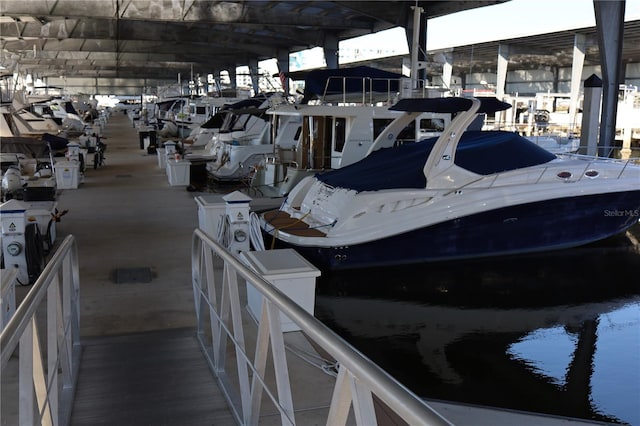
316, 131, 557, 191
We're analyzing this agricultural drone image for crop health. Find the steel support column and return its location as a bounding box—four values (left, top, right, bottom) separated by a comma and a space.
496, 44, 510, 127
569, 33, 587, 131
406, 6, 428, 89
276, 50, 290, 96
323, 33, 339, 69
248, 59, 260, 96
593, 0, 626, 156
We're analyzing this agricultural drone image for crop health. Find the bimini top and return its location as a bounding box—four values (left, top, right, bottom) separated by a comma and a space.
316, 131, 557, 192
389, 97, 512, 114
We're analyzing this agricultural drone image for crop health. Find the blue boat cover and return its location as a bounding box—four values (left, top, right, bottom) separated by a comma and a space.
390, 97, 511, 114
42, 133, 70, 151
302, 66, 405, 103
316, 131, 557, 192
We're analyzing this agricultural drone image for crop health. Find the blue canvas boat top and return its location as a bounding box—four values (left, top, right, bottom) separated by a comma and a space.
316, 131, 557, 192
389, 97, 512, 114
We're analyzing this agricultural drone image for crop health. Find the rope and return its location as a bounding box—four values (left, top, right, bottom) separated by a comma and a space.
216, 213, 231, 249
284, 342, 339, 378
268, 210, 312, 250
249, 212, 265, 251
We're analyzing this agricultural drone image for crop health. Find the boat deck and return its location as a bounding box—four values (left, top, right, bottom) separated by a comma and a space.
263, 209, 327, 237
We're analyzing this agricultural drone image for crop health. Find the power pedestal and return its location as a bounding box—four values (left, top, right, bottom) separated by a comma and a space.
1, 199, 56, 285
222, 191, 252, 255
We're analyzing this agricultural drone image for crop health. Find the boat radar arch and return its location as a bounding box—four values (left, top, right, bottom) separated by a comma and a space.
366, 97, 511, 157
422, 98, 496, 188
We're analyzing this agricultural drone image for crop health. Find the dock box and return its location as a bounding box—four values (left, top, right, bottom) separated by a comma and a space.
54, 161, 80, 189
195, 195, 226, 239
241, 249, 320, 333
166, 159, 190, 186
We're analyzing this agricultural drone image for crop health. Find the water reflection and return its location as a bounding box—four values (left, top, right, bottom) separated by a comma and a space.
315, 227, 640, 425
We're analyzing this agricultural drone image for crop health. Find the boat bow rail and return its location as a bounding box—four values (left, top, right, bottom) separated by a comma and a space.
191, 228, 452, 425
0, 235, 81, 426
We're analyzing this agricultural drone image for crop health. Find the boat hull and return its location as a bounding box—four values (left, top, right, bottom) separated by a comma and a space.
267, 191, 640, 270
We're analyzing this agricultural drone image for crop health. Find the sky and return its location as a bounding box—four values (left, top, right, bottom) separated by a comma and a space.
336, 0, 640, 60
425, 0, 640, 50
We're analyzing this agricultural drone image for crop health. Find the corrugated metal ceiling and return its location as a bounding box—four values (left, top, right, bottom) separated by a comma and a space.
0, 0, 509, 80
1, 1, 637, 92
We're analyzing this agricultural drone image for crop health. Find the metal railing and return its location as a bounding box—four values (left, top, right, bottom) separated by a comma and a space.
437, 154, 640, 195
191, 228, 452, 426
1, 235, 81, 426
320, 76, 435, 105
1, 267, 18, 331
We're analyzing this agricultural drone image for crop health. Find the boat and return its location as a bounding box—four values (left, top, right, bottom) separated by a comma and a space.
29, 98, 87, 137
181, 111, 227, 149
202, 93, 286, 181
1, 104, 61, 138
174, 96, 245, 139
259, 97, 640, 270
248, 66, 450, 197
186, 94, 274, 150
1, 137, 58, 201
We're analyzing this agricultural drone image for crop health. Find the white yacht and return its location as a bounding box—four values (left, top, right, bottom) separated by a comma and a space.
202, 93, 288, 181
248, 66, 450, 197
259, 97, 640, 270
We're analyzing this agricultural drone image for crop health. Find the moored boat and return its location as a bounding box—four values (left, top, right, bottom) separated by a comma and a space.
259, 97, 640, 270
203, 93, 286, 181
248, 67, 450, 197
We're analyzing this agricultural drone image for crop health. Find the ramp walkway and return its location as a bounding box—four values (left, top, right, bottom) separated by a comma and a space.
70, 328, 231, 425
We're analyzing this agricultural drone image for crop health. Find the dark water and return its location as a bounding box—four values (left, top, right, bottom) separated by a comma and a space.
314, 225, 640, 425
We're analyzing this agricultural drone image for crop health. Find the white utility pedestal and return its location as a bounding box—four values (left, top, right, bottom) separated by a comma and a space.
66, 142, 81, 162
164, 141, 177, 166
1, 200, 28, 283
54, 161, 80, 189
1, 199, 56, 284
166, 159, 190, 186
195, 195, 226, 239
223, 191, 252, 255
157, 148, 166, 169
241, 249, 320, 333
